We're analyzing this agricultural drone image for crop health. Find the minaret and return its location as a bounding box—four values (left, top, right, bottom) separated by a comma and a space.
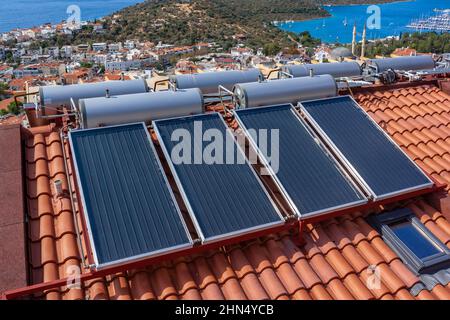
351, 23, 357, 56
361, 24, 367, 60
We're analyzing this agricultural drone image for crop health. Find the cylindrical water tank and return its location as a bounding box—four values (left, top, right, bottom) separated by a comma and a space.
170, 69, 263, 94
233, 75, 337, 109
39, 79, 149, 109
282, 62, 362, 78
367, 55, 435, 73
78, 88, 204, 129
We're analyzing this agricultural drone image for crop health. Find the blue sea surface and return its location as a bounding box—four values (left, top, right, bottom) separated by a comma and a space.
0, 0, 145, 33
278, 0, 450, 44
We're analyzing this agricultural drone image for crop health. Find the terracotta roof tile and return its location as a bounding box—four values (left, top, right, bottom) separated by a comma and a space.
431, 285, 450, 300
4, 81, 450, 300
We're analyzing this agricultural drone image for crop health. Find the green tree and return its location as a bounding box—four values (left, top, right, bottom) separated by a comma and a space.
6, 101, 23, 115
0, 82, 8, 98
263, 43, 281, 56
79, 61, 94, 69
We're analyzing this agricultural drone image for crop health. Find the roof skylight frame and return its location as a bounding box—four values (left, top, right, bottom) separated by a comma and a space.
368, 208, 450, 275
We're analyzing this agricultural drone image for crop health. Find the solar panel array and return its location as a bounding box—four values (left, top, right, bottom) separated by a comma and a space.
154, 113, 284, 243
234, 104, 367, 217
69, 94, 434, 269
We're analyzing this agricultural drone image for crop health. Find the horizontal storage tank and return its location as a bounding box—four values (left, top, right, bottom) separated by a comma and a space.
78, 88, 204, 129
233, 75, 337, 109
367, 55, 435, 73
282, 62, 362, 78
39, 79, 149, 109
170, 69, 263, 95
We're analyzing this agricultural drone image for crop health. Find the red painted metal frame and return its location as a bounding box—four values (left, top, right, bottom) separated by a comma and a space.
3, 220, 298, 300
4, 178, 445, 299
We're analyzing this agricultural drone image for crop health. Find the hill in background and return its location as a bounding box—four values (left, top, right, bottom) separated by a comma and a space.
63, 0, 394, 50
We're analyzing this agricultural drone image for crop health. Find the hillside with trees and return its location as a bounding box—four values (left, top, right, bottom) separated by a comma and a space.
46, 0, 398, 50
351, 32, 450, 58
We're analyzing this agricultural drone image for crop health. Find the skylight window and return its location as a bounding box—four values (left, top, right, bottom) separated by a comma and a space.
369, 208, 450, 274
389, 220, 442, 259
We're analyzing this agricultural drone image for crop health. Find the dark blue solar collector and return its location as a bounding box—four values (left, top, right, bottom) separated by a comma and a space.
300, 96, 433, 201
69, 123, 192, 269
234, 104, 367, 218
154, 113, 284, 243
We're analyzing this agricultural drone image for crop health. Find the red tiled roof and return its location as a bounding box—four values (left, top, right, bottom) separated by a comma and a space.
104, 74, 132, 81
2, 80, 450, 300
391, 48, 417, 57
0, 97, 15, 111
0, 114, 25, 126
8, 77, 36, 91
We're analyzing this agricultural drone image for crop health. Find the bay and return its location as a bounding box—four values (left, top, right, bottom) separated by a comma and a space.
278, 0, 449, 44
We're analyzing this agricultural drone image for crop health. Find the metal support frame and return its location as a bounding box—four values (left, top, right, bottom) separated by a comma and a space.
266, 69, 281, 79
278, 71, 294, 79
3, 220, 297, 300
59, 128, 88, 269
218, 85, 234, 114
13, 91, 37, 109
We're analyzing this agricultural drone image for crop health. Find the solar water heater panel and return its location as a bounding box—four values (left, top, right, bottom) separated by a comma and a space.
234, 104, 367, 218
154, 113, 284, 243
69, 123, 192, 268
300, 96, 433, 201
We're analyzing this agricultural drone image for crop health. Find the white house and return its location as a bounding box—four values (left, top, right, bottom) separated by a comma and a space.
124, 40, 135, 49
105, 57, 156, 72
108, 43, 122, 53
314, 49, 330, 63
40, 27, 56, 39
60, 46, 73, 59
92, 53, 108, 64
47, 47, 60, 58
92, 43, 107, 52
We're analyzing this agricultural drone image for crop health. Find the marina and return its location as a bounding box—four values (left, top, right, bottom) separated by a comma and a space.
277, 0, 449, 43
407, 9, 450, 32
